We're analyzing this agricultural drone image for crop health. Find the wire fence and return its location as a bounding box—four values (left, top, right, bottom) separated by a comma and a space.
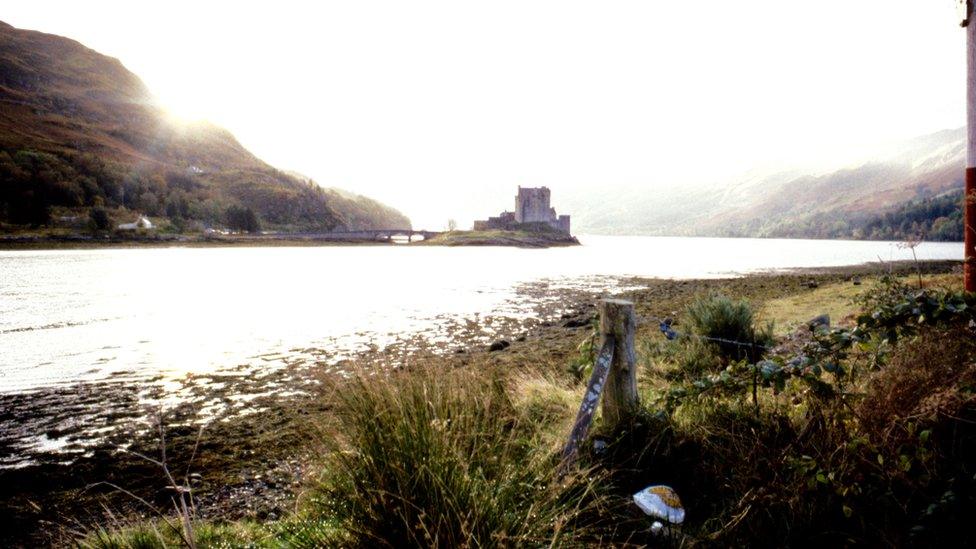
636, 314, 776, 351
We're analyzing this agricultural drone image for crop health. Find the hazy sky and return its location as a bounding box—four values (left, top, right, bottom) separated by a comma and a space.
3, 1, 967, 228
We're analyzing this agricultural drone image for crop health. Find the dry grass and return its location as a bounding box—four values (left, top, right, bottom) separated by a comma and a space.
509, 371, 580, 454
760, 273, 963, 336
301, 364, 634, 547
760, 280, 868, 335
859, 325, 976, 451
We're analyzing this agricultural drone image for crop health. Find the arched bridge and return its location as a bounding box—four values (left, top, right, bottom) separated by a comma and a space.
325, 229, 442, 242
262, 229, 441, 243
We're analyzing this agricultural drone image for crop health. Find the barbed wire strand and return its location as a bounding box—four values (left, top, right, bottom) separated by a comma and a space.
636, 314, 775, 351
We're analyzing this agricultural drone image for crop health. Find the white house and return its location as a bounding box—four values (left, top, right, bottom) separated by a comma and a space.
117, 216, 153, 230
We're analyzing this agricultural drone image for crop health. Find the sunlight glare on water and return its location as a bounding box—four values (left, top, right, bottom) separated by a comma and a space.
0, 236, 962, 392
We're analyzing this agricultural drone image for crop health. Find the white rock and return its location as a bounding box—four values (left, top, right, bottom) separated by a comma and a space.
633, 485, 685, 524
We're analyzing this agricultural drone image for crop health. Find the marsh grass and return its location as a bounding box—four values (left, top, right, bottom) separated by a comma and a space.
302, 365, 634, 547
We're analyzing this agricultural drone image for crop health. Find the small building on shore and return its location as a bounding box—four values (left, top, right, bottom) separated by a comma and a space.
474, 186, 571, 234
117, 216, 153, 230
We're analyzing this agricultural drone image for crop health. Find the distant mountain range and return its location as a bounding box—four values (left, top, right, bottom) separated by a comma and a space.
0, 21, 409, 232
564, 127, 965, 241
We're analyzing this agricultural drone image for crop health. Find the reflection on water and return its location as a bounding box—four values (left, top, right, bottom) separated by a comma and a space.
0, 235, 962, 393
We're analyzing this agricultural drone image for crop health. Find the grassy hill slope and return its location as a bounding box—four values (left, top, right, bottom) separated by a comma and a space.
0, 21, 410, 232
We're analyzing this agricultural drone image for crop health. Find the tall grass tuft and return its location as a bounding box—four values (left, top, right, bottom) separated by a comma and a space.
686, 294, 773, 363
299, 366, 627, 547
79, 521, 270, 548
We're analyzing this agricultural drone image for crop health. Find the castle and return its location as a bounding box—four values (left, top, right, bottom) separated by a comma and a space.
473, 186, 571, 234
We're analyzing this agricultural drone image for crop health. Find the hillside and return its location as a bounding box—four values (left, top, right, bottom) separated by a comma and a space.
564, 128, 965, 241
0, 21, 410, 232
697, 128, 964, 240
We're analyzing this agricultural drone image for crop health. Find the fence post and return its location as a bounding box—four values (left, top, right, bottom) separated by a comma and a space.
599, 298, 638, 429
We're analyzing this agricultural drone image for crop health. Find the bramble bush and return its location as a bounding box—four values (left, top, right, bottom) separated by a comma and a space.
633, 277, 976, 545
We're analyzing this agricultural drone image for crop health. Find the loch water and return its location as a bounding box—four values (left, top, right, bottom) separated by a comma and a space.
0, 235, 962, 393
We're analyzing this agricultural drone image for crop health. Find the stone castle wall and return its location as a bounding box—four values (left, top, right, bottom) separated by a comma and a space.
515, 187, 553, 224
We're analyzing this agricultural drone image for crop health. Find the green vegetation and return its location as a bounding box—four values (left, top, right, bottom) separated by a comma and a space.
647, 276, 976, 545
685, 294, 773, 362
224, 205, 261, 234
83, 270, 976, 547
89, 207, 113, 232
718, 190, 964, 241
81, 521, 270, 549
856, 190, 963, 241
0, 147, 387, 233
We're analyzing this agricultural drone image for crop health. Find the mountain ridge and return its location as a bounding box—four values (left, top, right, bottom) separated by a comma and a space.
565, 127, 965, 240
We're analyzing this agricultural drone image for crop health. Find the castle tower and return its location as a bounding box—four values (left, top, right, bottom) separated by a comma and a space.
514, 186, 554, 224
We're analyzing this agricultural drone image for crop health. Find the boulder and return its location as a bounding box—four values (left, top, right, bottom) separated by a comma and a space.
562, 317, 591, 328
808, 314, 830, 330
488, 340, 511, 352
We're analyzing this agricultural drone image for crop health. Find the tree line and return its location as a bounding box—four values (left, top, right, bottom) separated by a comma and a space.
713, 190, 965, 242
0, 150, 287, 232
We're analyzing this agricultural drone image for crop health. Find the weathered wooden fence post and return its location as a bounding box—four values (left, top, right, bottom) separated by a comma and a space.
599, 298, 638, 430
560, 298, 638, 474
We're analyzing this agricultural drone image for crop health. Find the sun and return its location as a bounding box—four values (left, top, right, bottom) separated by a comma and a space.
156, 87, 214, 126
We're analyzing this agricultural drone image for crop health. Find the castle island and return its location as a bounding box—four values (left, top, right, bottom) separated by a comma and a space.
474, 186, 571, 234
420, 186, 576, 247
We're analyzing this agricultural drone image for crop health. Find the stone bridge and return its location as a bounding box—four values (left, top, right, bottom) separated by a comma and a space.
327, 229, 441, 242
265, 229, 441, 242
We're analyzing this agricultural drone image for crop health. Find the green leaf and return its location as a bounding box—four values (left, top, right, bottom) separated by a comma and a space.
842, 505, 853, 518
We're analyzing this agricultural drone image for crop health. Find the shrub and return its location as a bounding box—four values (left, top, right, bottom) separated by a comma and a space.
686, 294, 773, 363
859, 325, 976, 446
89, 207, 112, 231
225, 205, 261, 233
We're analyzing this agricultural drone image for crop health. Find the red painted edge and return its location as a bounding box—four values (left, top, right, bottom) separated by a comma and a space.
966, 168, 976, 292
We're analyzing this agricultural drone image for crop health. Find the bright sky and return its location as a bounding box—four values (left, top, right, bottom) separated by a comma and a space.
3, 1, 967, 229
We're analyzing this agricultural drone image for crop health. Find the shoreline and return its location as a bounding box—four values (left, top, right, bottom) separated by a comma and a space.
0, 260, 961, 546
0, 234, 400, 250
0, 229, 581, 250
0, 232, 964, 252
